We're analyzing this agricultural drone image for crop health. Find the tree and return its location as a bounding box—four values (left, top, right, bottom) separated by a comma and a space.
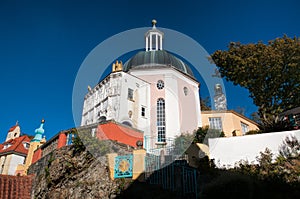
210, 35, 300, 132
200, 96, 211, 111
194, 126, 225, 145
278, 135, 300, 159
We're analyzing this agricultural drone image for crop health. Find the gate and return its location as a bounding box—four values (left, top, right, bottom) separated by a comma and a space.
145, 154, 198, 198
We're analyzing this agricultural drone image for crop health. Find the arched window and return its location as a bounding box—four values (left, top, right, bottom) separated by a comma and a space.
122, 121, 132, 127
157, 98, 166, 142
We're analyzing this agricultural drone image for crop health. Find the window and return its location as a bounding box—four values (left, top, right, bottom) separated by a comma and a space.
241, 122, 249, 135
122, 121, 132, 127
158, 36, 161, 49
157, 80, 164, 90
141, 106, 146, 117
157, 98, 166, 142
208, 117, 222, 130
183, 87, 188, 96
3, 144, 12, 150
128, 88, 133, 100
23, 142, 30, 149
152, 34, 156, 49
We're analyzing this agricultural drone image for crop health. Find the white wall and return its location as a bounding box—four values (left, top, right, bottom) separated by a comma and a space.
165, 73, 180, 139
118, 72, 150, 132
209, 130, 300, 168
81, 71, 150, 131
8, 154, 25, 175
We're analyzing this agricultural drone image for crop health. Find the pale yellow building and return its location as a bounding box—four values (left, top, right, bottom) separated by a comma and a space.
16, 120, 46, 176
201, 110, 259, 137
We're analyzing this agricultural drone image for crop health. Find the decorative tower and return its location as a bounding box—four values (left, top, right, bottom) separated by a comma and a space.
5, 121, 21, 141
31, 119, 45, 142
22, 119, 46, 175
214, 84, 227, 110
112, 60, 123, 72
145, 19, 164, 51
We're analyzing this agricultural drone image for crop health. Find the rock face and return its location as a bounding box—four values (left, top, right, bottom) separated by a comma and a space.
28, 145, 121, 199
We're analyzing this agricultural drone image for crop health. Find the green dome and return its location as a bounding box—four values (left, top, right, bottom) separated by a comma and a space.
123, 50, 194, 77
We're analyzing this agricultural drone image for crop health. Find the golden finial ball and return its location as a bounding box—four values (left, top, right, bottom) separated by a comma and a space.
152, 19, 157, 26
41, 119, 45, 123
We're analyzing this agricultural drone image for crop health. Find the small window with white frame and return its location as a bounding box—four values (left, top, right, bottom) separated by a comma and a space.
241, 122, 249, 135
128, 88, 133, 101
208, 117, 222, 130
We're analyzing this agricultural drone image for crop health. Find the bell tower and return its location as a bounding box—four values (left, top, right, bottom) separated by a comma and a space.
5, 121, 20, 141
145, 19, 164, 51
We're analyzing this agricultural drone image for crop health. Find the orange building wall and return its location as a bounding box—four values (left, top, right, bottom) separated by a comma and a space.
31, 148, 42, 164
57, 133, 67, 149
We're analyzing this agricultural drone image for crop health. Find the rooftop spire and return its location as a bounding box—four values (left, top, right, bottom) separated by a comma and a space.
152, 19, 157, 28
31, 119, 45, 142
145, 19, 164, 51
214, 84, 227, 110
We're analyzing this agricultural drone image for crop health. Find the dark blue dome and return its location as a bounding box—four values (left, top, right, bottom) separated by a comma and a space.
123, 50, 194, 77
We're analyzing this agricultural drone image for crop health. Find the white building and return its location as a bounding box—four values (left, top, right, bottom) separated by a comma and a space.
209, 130, 300, 168
81, 20, 202, 151
0, 124, 31, 175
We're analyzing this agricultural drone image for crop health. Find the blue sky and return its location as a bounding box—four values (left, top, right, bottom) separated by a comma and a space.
0, 0, 299, 141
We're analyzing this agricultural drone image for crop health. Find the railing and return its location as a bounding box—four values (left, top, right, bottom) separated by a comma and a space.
144, 156, 198, 198
144, 135, 190, 165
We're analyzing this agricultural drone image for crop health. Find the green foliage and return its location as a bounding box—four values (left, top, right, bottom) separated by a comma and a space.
115, 178, 128, 194
173, 132, 195, 155
211, 35, 300, 132
234, 143, 300, 185
45, 152, 54, 187
245, 129, 262, 135
200, 96, 211, 111
173, 127, 225, 155
278, 135, 300, 159
76, 128, 111, 157
256, 148, 273, 172
194, 126, 225, 145
72, 129, 86, 154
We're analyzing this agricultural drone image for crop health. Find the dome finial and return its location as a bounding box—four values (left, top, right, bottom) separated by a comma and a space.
31, 119, 45, 142
152, 19, 157, 28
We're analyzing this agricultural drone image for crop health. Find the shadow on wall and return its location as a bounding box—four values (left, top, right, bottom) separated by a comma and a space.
115, 155, 300, 199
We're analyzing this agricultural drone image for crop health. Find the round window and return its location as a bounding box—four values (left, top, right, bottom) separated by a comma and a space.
157, 80, 164, 90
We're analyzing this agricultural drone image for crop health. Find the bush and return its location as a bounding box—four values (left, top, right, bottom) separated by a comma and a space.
245, 130, 262, 135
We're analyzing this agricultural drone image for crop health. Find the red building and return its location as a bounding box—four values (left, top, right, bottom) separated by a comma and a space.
31, 120, 144, 164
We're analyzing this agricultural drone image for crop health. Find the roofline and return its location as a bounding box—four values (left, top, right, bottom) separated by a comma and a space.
0, 151, 27, 157
39, 119, 144, 150
84, 71, 150, 99
83, 119, 144, 134
280, 107, 300, 116
128, 66, 200, 86
123, 50, 197, 79
201, 110, 259, 126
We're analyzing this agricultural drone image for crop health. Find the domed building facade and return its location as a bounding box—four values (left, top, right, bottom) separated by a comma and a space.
81, 21, 202, 152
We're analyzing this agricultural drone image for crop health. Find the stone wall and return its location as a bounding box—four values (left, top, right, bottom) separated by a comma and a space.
28, 145, 122, 198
